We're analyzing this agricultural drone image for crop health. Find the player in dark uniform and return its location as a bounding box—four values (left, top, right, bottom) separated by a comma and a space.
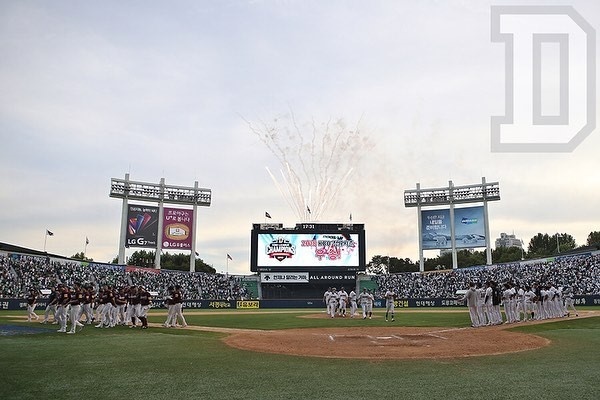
163, 286, 175, 328
67, 283, 84, 334
95, 285, 112, 328
41, 286, 58, 324
173, 285, 187, 328
57, 284, 71, 333
81, 285, 95, 324
115, 287, 127, 326
26, 288, 39, 322
127, 285, 140, 328
137, 286, 152, 329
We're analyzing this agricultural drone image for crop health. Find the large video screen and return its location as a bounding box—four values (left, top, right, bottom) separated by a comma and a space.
251, 223, 366, 272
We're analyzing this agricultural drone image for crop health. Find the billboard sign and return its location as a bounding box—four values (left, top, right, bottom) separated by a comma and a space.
454, 206, 486, 248
162, 207, 193, 250
421, 209, 451, 249
421, 206, 487, 250
126, 205, 159, 248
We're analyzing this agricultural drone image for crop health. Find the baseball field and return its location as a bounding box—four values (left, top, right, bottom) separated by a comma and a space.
1, 308, 599, 400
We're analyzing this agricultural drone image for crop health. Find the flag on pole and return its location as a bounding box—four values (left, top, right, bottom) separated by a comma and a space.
227, 254, 233, 261
265, 211, 272, 219
46, 230, 54, 236
349, 213, 352, 221
306, 206, 311, 214
85, 237, 89, 245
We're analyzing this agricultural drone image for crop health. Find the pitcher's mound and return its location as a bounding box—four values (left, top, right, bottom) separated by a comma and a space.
224, 326, 550, 359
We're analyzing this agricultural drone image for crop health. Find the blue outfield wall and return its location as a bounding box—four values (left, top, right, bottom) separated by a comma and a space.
2, 296, 600, 311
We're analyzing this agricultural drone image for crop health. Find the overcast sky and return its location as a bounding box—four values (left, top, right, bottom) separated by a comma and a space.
1, 0, 599, 274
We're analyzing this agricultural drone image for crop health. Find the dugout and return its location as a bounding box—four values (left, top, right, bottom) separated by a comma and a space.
260, 273, 360, 299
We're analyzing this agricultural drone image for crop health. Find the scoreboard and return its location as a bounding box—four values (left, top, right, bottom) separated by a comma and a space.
250, 223, 366, 272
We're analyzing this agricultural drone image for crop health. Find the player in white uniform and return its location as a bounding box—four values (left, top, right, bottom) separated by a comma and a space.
328, 288, 339, 318
460, 282, 480, 327
348, 289, 358, 318
384, 289, 395, 322
359, 288, 371, 319
514, 285, 525, 322
475, 283, 487, 326
502, 283, 516, 323
483, 282, 495, 325
323, 287, 332, 316
523, 286, 535, 322
563, 287, 579, 317
338, 287, 348, 317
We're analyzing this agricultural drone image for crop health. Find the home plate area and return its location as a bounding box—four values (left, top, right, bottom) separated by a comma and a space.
223, 326, 550, 359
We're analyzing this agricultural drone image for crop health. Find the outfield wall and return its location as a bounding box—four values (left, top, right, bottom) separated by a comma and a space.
2, 296, 599, 311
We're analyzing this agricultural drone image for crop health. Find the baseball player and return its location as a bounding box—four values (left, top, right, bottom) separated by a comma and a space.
40, 286, 58, 324
475, 282, 487, 326
173, 285, 187, 327
115, 287, 128, 325
483, 281, 495, 325
56, 284, 70, 333
67, 283, 84, 334
163, 286, 176, 327
460, 282, 480, 327
126, 285, 140, 327
563, 286, 579, 317
384, 288, 395, 322
348, 288, 358, 318
523, 285, 536, 321
502, 283, 516, 323
323, 287, 332, 316
137, 286, 152, 329
359, 288, 373, 319
338, 287, 348, 317
328, 287, 339, 318
26, 288, 39, 322
80, 285, 95, 324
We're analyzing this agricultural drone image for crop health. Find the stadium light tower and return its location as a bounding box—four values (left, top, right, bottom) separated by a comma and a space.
404, 177, 500, 271
110, 173, 212, 271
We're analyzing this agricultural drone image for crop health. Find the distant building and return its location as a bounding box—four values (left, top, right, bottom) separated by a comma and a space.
495, 232, 523, 248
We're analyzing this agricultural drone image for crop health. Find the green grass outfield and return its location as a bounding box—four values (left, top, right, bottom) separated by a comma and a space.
1, 308, 599, 400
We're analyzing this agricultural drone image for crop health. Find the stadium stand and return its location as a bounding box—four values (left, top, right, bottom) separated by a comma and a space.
0, 251, 253, 300
1, 242, 598, 301
374, 254, 600, 298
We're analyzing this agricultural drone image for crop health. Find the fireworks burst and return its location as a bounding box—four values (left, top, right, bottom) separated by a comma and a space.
246, 111, 373, 221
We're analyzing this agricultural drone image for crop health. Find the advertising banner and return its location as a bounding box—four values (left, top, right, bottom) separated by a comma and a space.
261, 272, 309, 283
421, 209, 451, 249
454, 206, 487, 248
126, 205, 159, 248
256, 233, 359, 268
162, 207, 193, 250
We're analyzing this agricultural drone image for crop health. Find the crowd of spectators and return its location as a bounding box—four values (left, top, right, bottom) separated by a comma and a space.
374, 254, 600, 299
3, 251, 599, 301
0, 252, 253, 300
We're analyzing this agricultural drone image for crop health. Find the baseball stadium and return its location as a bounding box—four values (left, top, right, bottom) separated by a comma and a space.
3, 2, 600, 400
1, 222, 599, 400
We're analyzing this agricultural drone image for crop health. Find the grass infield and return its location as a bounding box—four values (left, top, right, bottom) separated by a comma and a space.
1, 308, 599, 400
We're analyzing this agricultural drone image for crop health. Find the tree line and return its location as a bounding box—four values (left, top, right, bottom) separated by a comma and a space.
71, 250, 216, 273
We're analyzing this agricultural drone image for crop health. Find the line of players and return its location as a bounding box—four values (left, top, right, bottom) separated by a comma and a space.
460, 281, 580, 328
32, 283, 154, 333
323, 287, 396, 321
